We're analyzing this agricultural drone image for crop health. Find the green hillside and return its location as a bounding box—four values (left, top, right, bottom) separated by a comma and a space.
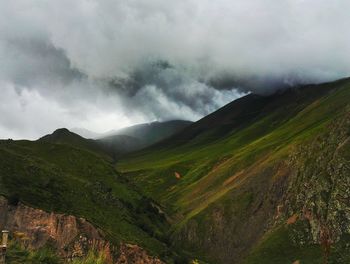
0, 139, 174, 261
117, 78, 350, 263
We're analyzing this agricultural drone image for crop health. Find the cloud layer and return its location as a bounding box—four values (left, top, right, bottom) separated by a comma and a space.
0, 0, 349, 139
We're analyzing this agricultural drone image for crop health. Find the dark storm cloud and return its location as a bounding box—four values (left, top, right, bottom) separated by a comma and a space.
0, 0, 349, 139
3, 37, 84, 87
207, 74, 297, 95
108, 61, 243, 120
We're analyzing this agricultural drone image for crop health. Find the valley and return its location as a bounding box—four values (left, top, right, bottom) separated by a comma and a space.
0, 78, 350, 263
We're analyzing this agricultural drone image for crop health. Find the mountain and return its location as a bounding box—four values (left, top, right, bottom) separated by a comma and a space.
40, 120, 192, 160
1, 78, 350, 263
72, 120, 192, 143
147, 80, 342, 149
39, 128, 103, 152
39, 128, 140, 160
117, 77, 350, 263
69, 120, 192, 157
111, 120, 193, 147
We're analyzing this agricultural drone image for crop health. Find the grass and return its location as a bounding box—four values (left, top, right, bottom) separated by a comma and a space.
71, 250, 107, 264
242, 224, 323, 264
6, 241, 61, 264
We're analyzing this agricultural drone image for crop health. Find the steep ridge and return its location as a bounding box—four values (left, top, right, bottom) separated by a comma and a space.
117, 78, 350, 263
145, 79, 347, 150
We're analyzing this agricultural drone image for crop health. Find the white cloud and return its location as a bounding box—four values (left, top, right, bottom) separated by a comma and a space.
0, 81, 141, 139
0, 0, 349, 139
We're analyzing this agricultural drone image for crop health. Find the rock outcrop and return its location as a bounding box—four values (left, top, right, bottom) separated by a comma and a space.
282, 111, 350, 262
0, 196, 163, 263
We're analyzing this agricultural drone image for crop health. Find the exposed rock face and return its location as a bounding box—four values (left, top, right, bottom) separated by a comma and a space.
283, 111, 350, 259
0, 196, 163, 263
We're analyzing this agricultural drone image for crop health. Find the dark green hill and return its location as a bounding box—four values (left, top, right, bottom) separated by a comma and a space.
39, 128, 142, 160
39, 128, 107, 155
0, 138, 173, 261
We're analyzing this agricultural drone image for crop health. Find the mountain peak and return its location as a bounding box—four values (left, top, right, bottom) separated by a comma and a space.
39, 128, 84, 143
52, 128, 71, 135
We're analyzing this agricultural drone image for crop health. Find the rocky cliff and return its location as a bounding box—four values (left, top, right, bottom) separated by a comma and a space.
0, 196, 163, 263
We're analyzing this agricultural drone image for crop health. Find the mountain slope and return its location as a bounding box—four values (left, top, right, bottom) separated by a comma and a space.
0, 139, 175, 261
147, 80, 343, 149
117, 77, 350, 263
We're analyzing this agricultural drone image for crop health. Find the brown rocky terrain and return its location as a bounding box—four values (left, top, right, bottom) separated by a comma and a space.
0, 196, 163, 263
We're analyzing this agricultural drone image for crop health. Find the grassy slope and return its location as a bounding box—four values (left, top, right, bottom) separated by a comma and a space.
242, 224, 323, 264
117, 78, 350, 262
0, 139, 171, 259
117, 79, 350, 214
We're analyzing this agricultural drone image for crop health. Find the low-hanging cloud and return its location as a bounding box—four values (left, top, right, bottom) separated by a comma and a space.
0, 0, 349, 139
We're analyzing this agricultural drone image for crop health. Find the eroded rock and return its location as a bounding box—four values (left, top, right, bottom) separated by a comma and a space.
0, 196, 164, 263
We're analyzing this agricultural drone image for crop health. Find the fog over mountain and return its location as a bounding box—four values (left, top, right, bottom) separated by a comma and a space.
0, 0, 349, 139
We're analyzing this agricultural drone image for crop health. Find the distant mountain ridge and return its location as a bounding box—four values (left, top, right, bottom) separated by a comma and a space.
41, 120, 192, 159
72, 120, 192, 140
39, 128, 140, 160
111, 120, 193, 147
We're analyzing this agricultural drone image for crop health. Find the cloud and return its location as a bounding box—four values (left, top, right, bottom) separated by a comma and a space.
0, 0, 349, 139
32, 0, 350, 84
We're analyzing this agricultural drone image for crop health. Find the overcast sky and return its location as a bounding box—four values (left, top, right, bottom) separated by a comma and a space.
0, 0, 349, 139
